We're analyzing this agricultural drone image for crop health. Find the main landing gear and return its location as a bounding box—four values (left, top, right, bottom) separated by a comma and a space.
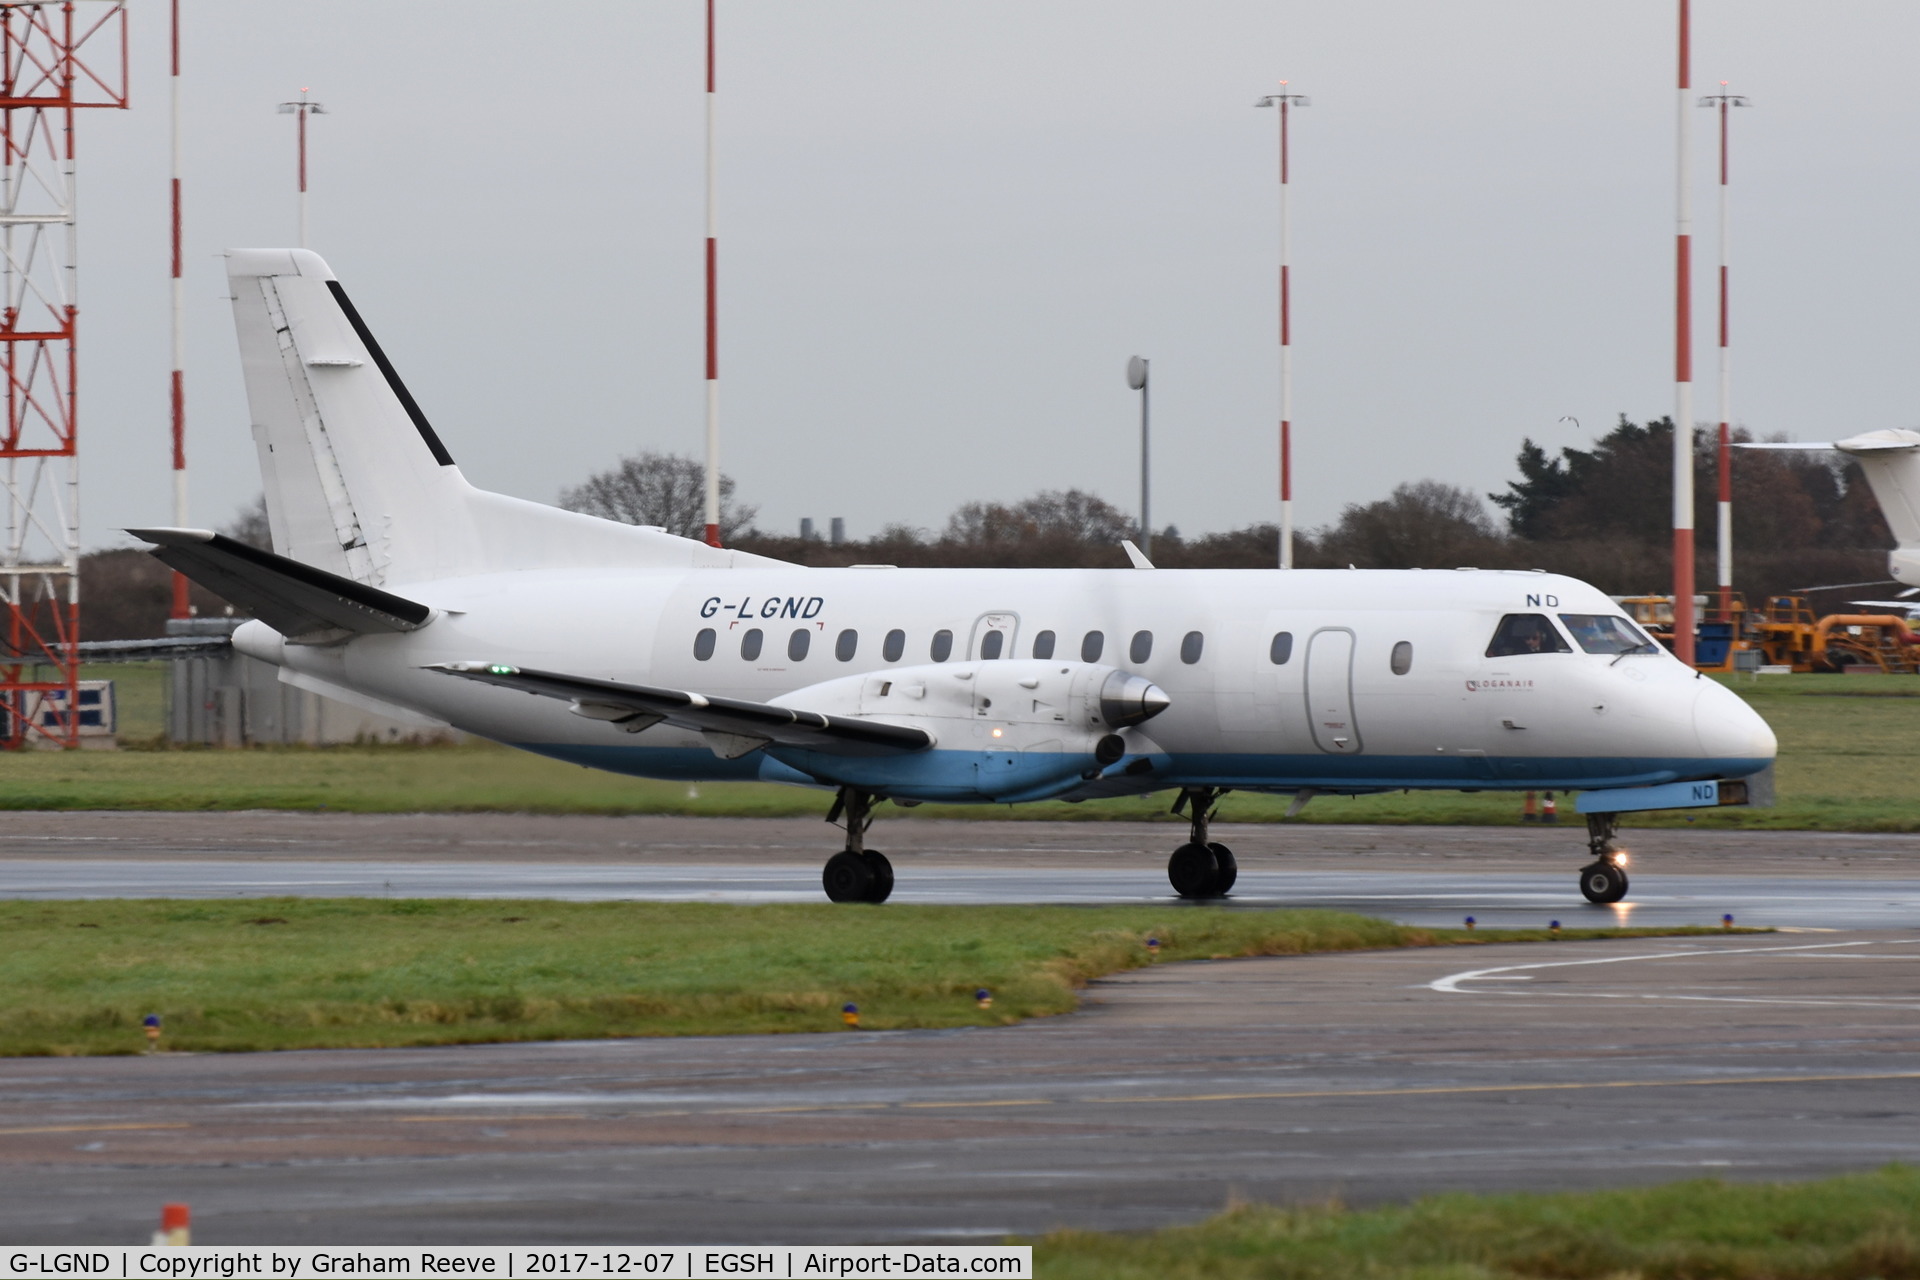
822, 788, 895, 904
1578, 813, 1629, 904
1167, 787, 1237, 900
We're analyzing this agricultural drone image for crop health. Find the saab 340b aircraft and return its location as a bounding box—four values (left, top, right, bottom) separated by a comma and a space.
135, 251, 1777, 905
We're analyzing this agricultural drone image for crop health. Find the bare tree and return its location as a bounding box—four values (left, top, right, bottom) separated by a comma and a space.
560, 451, 758, 542
223, 494, 273, 551
1318, 481, 1506, 569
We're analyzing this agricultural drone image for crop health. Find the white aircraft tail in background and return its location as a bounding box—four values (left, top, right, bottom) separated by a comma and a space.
1741, 429, 1920, 587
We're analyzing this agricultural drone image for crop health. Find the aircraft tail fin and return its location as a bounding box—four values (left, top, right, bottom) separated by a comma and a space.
1834, 431, 1920, 567
1738, 430, 1920, 586
226, 249, 785, 589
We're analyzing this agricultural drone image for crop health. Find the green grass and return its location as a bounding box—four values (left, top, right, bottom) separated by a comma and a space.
1034, 1166, 1920, 1279
9, 669, 1917, 831
0, 900, 1735, 1056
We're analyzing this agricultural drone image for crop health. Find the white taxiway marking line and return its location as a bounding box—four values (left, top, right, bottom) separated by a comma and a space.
1428, 940, 1883, 996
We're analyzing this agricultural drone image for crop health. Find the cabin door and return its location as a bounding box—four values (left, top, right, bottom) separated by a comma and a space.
1304, 628, 1362, 754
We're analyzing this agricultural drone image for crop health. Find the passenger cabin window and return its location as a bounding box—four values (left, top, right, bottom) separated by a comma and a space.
1180, 631, 1204, 664
979, 630, 1005, 660
1270, 632, 1293, 664
1485, 613, 1572, 657
836, 629, 858, 662
741, 628, 763, 661
1390, 641, 1413, 675
693, 628, 716, 661
1032, 630, 1056, 660
1130, 631, 1153, 664
931, 629, 954, 662
788, 629, 811, 661
1081, 631, 1104, 662
883, 629, 906, 662
1559, 614, 1659, 656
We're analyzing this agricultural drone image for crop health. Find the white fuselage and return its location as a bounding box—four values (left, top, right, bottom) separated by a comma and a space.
238, 564, 1776, 802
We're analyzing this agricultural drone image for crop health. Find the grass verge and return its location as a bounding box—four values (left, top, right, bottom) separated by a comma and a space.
33, 668, 1920, 831
0, 901, 1741, 1056
1034, 1165, 1920, 1279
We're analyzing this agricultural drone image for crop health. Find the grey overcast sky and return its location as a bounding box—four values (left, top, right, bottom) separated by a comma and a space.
75, 1, 1920, 550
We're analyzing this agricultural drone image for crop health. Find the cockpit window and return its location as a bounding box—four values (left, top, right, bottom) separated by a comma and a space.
1485, 613, 1572, 657
1559, 613, 1659, 656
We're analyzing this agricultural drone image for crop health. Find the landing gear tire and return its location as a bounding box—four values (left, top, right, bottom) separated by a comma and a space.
1579, 861, 1629, 904
1168, 842, 1221, 899
861, 850, 895, 904
1205, 843, 1238, 896
824, 850, 875, 903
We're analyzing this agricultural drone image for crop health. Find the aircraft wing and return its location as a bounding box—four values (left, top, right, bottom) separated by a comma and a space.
130, 527, 432, 642
426, 662, 933, 758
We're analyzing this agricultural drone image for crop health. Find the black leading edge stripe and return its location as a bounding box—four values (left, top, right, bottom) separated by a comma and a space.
325, 279, 457, 467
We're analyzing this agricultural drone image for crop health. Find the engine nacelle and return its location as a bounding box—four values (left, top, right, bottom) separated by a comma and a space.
764, 659, 1170, 802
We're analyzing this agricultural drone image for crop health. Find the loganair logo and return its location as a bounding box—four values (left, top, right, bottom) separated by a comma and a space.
702, 595, 825, 621
1465, 678, 1535, 693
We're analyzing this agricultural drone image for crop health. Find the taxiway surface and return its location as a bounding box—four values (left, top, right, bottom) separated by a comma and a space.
3, 812, 1918, 930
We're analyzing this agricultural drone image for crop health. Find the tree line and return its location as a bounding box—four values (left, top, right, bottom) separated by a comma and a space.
78, 420, 1897, 640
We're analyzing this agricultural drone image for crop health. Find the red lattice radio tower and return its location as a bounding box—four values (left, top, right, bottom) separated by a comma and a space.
0, 1, 127, 749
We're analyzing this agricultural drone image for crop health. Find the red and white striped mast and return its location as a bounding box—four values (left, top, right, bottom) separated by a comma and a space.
1670, 0, 1696, 663
277, 89, 324, 248
1701, 82, 1748, 622
1256, 83, 1307, 569
167, 0, 187, 618
701, 0, 721, 547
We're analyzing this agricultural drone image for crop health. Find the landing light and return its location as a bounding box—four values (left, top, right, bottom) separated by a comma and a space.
991, 727, 1003, 738
1615, 851, 1630, 867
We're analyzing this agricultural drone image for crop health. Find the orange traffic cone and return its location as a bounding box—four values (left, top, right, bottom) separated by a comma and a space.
1521, 792, 1539, 823
154, 1204, 189, 1247
1541, 792, 1558, 824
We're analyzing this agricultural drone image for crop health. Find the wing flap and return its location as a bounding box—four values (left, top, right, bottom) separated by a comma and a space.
130, 527, 432, 642
427, 663, 933, 757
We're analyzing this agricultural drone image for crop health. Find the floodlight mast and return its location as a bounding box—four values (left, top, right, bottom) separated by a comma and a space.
1700, 84, 1748, 624
1670, 1, 1695, 663
702, 0, 721, 547
276, 89, 326, 249
0, 1, 129, 749
1255, 84, 1307, 569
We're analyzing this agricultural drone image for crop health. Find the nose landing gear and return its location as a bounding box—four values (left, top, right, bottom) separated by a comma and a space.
1578, 813, 1629, 904
823, 787, 895, 904
1167, 787, 1237, 899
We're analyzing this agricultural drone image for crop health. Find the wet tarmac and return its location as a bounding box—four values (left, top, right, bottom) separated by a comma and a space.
1, 812, 1915, 930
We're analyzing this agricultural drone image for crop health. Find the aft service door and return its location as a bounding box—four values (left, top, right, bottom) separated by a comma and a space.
1304, 628, 1362, 754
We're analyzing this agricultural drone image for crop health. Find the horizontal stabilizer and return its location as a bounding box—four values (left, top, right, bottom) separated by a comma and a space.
74, 635, 232, 662
427, 663, 932, 758
129, 528, 432, 642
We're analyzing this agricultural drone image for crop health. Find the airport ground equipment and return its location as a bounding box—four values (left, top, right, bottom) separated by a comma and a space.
1620, 591, 1920, 674
138, 249, 1777, 906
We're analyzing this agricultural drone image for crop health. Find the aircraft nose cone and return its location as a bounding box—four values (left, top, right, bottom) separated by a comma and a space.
1100, 671, 1171, 727
1693, 680, 1777, 764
